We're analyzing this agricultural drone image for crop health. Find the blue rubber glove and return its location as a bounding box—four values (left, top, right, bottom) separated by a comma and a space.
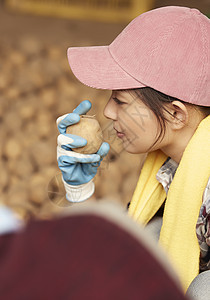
56, 100, 110, 202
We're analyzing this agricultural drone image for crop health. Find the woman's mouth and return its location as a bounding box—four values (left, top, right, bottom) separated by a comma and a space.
114, 128, 125, 139
117, 132, 125, 138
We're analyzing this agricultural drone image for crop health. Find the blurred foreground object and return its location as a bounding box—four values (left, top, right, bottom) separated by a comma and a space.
0, 201, 188, 300
5, 0, 155, 23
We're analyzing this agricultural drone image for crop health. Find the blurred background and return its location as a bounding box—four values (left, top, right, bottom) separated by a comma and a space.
0, 0, 209, 220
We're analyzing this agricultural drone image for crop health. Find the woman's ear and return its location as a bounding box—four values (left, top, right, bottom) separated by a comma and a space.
168, 101, 189, 129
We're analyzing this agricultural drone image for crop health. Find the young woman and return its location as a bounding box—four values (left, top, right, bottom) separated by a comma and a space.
56, 6, 210, 299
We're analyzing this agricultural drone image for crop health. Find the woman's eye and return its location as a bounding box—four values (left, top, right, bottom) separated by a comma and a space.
113, 97, 125, 105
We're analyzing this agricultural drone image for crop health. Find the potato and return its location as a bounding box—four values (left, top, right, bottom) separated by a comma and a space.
66, 115, 103, 154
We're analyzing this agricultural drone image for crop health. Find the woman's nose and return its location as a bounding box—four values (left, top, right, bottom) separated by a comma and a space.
103, 99, 117, 120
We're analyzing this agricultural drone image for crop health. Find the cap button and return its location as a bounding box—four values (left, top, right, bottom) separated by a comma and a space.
190, 8, 200, 15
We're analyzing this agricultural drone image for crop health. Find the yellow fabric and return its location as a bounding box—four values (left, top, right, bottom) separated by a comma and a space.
128, 116, 210, 292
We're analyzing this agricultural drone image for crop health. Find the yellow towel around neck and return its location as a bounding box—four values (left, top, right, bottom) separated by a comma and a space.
128, 116, 210, 291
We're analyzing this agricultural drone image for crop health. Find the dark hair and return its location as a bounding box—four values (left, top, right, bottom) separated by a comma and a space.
129, 87, 210, 148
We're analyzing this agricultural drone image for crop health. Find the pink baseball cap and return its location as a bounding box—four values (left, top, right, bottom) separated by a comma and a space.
67, 6, 210, 106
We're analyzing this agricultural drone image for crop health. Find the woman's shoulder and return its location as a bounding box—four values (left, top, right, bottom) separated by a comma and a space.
197, 176, 210, 271
203, 177, 210, 208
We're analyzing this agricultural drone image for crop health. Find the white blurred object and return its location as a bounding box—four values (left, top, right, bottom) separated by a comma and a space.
0, 205, 24, 234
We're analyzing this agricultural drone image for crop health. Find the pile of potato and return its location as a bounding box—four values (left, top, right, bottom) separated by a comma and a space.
0, 36, 144, 220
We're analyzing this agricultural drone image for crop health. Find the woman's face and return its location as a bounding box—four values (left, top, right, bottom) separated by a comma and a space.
103, 90, 168, 154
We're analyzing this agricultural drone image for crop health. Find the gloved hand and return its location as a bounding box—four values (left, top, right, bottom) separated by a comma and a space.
56, 100, 110, 203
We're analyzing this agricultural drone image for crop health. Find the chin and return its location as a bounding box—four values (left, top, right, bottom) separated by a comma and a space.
123, 143, 144, 154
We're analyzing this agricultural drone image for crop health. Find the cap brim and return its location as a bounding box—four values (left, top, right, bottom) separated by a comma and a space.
67, 46, 145, 90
